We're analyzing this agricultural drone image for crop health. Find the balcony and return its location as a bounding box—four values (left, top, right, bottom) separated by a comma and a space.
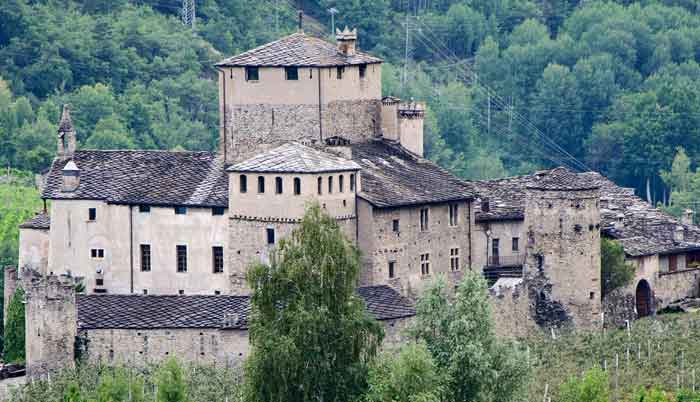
486, 254, 525, 267
483, 254, 525, 286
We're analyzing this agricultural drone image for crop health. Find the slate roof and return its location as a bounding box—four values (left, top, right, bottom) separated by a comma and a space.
19, 212, 50, 230
216, 33, 382, 67
76, 285, 414, 330
350, 141, 474, 208
228, 142, 360, 173
526, 167, 599, 191
42, 151, 228, 207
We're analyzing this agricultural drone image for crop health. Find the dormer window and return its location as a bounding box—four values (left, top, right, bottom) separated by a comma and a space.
285, 67, 299, 80
245, 67, 259, 81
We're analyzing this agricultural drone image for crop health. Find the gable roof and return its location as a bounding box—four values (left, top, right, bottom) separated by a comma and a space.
76, 285, 414, 330
228, 142, 360, 174
350, 141, 473, 208
19, 212, 50, 230
42, 150, 228, 207
215, 32, 382, 67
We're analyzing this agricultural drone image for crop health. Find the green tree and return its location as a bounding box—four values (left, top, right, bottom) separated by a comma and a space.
62, 382, 82, 402
4, 286, 25, 363
156, 359, 188, 402
243, 204, 383, 402
558, 367, 609, 402
601, 238, 635, 297
411, 273, 530, 402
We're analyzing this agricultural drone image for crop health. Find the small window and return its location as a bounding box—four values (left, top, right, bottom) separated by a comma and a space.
212, 246, 224, 273
139, 205, 150, 213
450, 248, 460, 271
337, 66, 344, 79
175, 206, 187, 215
388, 261, 396, 279
420, 253, 430, 276
91, 249, 105, 259
350, 174, 356, 192
240, 175, 248, 193
392, 219, 400, 233
179, 289, 185, 295
359, 64, 367, 79
176, 245, 187, 272
258, 176, 265, 193
266, 228, 275, 245
212, 207, 225, 216
590, 292, 595, 300
512, 237, 520, 253
285, 66, 299, 80
420, 208, 429, 232
317, 177, 323, 195
328, 176, 333, 194
339, 175, 344, 192
140, 244, 151, 272
96, 278, 104, 286
245, 66, 259, 81
88, 208, 96, 221
449, 204, 459, 226
294, 177, 301, 195
214, 290, 221, 295
143, 289, 148, 295
275, 177, 283, 194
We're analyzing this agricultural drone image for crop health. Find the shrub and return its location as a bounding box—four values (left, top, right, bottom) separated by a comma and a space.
4, 286, 25, 363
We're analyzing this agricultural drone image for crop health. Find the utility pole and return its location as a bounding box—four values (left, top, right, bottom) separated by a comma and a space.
182, 0, 196, 31
402, 12, 410, 94
328, 7, 338, 34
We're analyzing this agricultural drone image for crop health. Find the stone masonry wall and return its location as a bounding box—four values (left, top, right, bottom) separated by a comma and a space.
3, 267, 18, 327
655, 268, 700, 308
489, 281, 540, 338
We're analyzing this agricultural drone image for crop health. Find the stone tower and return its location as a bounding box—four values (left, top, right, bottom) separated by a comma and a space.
523, 168, 602, 329
23, 269, 77, 380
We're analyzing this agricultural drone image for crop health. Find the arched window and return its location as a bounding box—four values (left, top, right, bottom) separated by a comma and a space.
317, 177, 322, 195
328, 176, 333, 194
257, 176, 265, 193
350, 174, 356, 192
240, 175, 248, 193
275, 177, 283, 194
339, 175, 344, 192
294, 177, 301, 195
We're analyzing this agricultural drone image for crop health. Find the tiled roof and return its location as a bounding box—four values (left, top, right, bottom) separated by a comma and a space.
228, 142, 360, 173
76, 285, 414, 330
216, 33, 382, 67
19, 212, 50, 230
526, 167, 600, 191
350, 141, 473, 208
42, 150, 228, 207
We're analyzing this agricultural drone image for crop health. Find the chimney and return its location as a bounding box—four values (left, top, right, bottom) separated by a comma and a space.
682, 209, 694, 225
61, 160, 80, 192
397, 101, 425, 157
336, 26, 357, 57
674, 226, 685, 243
57, 104, 76, 160
380, 96, 401, 141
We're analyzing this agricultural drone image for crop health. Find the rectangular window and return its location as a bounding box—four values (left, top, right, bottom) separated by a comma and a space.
328, 176, 333, 194
359, 64, 367, 79
212, 207, 225, 216
317, 177, 323, 195
275, 177, 283, 194
392, 219, 400, 233
175, 206, 187, 215
449, 204, 459, 226
140, 244, 151, 272
96, 278, 104, 286
285, 66, 299, 80
139, 205, 150, 213
258, 176, 265, 193
512, 237, 519, 253
212, 246, 224, 273
266, 228, 275, 245
339, 175, 344, 192
337, 66, 344, 79
90, 249, 105, 259
420, 253, 430, 276
176, 245, 187, 272
388, 261, 396, 279
350, 174, 356, 192
491, 238, 500, 265
420, 208, 429, 231
245, 66, 259, 81
450, 248, 460, 271
294, 178, 301, 195
88, 208, 96, 221
240, 175, 248, 193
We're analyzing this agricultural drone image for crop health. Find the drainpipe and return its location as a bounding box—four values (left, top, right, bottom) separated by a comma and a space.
318, 67, 323, 142
129, 205, 134, 294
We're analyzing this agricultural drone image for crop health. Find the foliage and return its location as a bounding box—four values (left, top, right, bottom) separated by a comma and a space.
0, 171, 42, 269
558, 367, 610, 402
410, 272, 530, 402
660, 148, 700, 222
601, 238, 635, 297
243, 204, 383, 402
156, 358, 188, 402
363, 342, 444, 402
4, 286, 25, 363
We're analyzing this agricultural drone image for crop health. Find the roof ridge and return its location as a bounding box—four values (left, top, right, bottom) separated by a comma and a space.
76, 149, 216, 155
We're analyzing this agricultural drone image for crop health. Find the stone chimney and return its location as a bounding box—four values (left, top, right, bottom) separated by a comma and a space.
61, 160, 80, 192
336, 26, 357, 57
57, 104, 76, 160
380, 98, 425, 157
682, 209, 694, 225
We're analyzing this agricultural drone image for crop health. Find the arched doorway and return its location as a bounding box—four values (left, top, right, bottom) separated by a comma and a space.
636, 280, 652, 318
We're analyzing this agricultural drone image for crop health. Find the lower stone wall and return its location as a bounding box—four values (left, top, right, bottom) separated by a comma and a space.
655, 268, 700, 308
602, 288, 636, 329
381, 317, 414, 348
489, 281, 541, 338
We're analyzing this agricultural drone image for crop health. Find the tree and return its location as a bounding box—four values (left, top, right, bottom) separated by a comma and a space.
4, 286, 25, 363
243, 204, 383, 402
601, 238, 635, 297
156, 358, 187, 402
558, 368, 609, 402
411, 273, 530, 402
364, 342, 444, 402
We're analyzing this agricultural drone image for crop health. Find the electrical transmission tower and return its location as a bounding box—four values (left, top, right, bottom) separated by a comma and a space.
182, 0, 196, 30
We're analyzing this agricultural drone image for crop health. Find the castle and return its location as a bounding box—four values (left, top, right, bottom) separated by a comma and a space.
12, 28, 700, 379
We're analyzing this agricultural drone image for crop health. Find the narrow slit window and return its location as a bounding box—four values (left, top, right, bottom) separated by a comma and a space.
140, 244, 151, 272
350, 174, 356, 192
339, 175, 344, 192
359, 64, 367, 79
449, 204, 459, 226
258, 176, 265, 193
392, 219, 400, 233
512, 237, 520, 253
328, 176, 333, 194
388, 261, 396, 279
337, 66, 344, 79
317, 177, 323, 195
294, 177, 301, 195
88, 208, 96, 221
176, 245, 187, 273
212, 246, 224, 273
420, 208, 430, 231
266, 228, 275, 245
240, 175, 248, 193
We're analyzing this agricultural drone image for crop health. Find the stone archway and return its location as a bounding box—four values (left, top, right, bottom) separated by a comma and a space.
636, 279, 653, 318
